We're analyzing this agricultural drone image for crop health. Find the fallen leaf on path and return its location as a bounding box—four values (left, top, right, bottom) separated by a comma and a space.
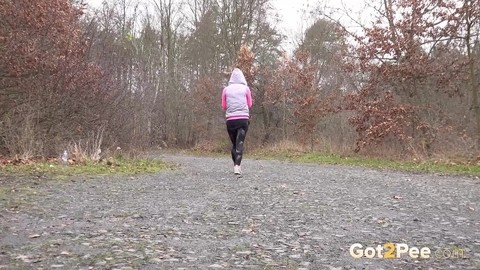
242, 226, 257, 234
16, 255, 41, 263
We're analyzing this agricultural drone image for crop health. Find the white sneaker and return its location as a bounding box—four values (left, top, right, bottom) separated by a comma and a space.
234, 165, 242, 175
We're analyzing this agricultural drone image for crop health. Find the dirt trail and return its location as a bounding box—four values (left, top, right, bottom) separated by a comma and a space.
1, 153, 479, 269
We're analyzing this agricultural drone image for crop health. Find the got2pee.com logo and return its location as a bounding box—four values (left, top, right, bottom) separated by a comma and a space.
350, 243, 465, 259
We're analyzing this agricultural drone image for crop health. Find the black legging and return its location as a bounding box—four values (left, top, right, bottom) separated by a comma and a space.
226, 119, 249, 166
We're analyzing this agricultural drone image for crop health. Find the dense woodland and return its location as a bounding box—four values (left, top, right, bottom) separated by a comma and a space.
1, 0, 479, 161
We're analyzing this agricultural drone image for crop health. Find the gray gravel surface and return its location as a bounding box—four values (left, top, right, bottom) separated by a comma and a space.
1, 153, 480, 270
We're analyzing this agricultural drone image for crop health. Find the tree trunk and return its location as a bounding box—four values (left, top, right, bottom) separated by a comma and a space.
466, 7, 480, 146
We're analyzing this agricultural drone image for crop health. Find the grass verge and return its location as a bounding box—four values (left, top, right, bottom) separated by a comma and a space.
0, 158, 172, 178
250, 151, 480, 176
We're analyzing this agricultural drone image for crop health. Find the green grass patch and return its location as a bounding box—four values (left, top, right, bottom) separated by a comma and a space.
0, 158, 172, 178
253, 151, 480, 176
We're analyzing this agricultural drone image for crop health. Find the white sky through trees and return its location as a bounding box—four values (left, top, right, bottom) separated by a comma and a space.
83, 0, 369, 41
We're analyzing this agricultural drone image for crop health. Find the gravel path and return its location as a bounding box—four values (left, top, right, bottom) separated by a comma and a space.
1, 153, 480, 270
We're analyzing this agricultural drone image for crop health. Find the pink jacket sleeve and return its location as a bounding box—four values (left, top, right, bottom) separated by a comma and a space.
246, 88, 253, 108
221, 88, 227, 110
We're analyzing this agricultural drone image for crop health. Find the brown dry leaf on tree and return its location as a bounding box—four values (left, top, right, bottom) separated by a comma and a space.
235, 45, 257, 86
343, 0, 479, 155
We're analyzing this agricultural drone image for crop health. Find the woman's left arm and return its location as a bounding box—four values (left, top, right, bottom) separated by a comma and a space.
221, 88, 227, 110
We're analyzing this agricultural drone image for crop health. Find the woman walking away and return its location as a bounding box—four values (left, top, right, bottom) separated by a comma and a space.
221, 68, 253, 175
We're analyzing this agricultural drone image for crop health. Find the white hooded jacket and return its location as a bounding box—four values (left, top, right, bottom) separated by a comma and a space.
221, 68, 253, 120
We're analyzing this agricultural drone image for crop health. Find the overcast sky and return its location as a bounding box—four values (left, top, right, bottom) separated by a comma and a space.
84, 0, 370, 43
